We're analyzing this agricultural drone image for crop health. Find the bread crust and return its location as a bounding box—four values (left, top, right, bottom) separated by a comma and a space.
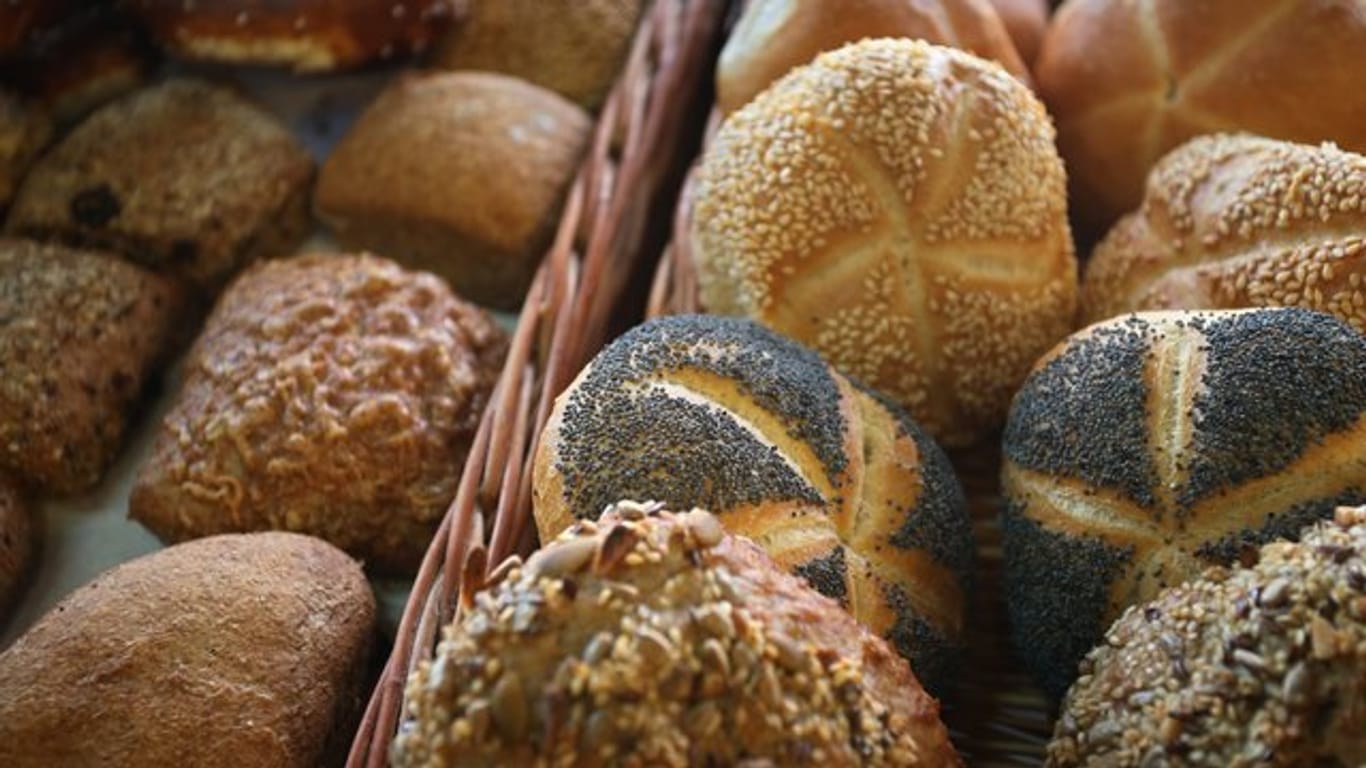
0, 91, 50, 211
130, 253, 507, 575
315, 72, 591, 310
0, 477, 33, 622
1083, 134, 1366, 332
394, 503, 961, 767
987, 0, 1046, 63
0, 238, 183, 495
0, 532, 376, 768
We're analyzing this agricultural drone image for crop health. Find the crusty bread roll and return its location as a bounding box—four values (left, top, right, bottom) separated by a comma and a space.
1083, 134, 1366, 333
0, 238, 183, 495
0, 532, 375, 767
131, 254, 507, 576
987, 0, 1046, 63
0, 477, 33, 622
5, 79, 314, 292
693, 38, 1077, 446
1048, 507, 1366, 767
315, 72, 591, 310
533, 315, 973, 691
432, 0, 643, 109
126, 0, 457, 72
1001, 308, 1366, 698
395, 502, 961, 767
716, 0, 1029, 115
1037, 0, 1366, 240
0, 91, 49, 211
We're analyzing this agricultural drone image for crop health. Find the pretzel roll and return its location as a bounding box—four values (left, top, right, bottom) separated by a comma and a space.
693, 38, 1077, 446
716, 0, 1028, 115
1001, 308, 1366, 698
533, 315, 973, 691
1037, 0, 1366, 239
1083, 135, 1366, 332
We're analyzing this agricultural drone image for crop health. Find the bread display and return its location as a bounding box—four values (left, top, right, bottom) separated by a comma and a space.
715, 0, 1028, 115
0, 532, 375, 767
432, 0, 643, 110
0, 238, 183, 495
126, 0, 457, 72
393, 502, 961, 767
1037, 0, 1366, 239
693, 38, 1077, 446
130, 253, 507, 575
1083, 134, 1366, 332
315, 72, 591, 310
1002, 308, 1366, 698
987, 0, 1046, 63
0, 92, 49, 211
533, 315, 973, 691
0, 477, 32, 621
5, 79, 313, 292
1048, 506, 1366, 767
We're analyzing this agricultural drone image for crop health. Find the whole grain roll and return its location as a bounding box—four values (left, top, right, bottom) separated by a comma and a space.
393, 502, 961, 767
715, 0, 1029, 115
1037, 0, 1366, 239
532, 314, 973, 692
693, 38, 1077, 447
0, 477, 33, 622
130, 254, 507, 575
315, 72, 591, 310
1047, 506, 1366, 767
1001, 308, 1366, 698
431, 0, 643, 110
0, 532, 375, 767
1083, 134, 1366, 332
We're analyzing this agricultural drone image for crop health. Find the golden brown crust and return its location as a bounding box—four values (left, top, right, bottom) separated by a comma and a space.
130, 253, 507, 575
1083, 134, 1366, 332
693, 38, 1077, 446
431, 0, 643, 109
0, 92, 50, 211
716, 0, 1029, 115
0, 532, 376, 768
394, 503, 961, 767
0, 238, 184, 495
1048, 510, 1366, 766
987, 0, 1046, 63
126, 0, 457, 72
5, 79, 314, 292
1037, 0, 1366, 239
0, 477, 33, 621
315, 71, 591, 310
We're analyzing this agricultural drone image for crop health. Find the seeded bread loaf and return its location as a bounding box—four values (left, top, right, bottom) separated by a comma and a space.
0, 532, 375, 767
532, 315, 973, 691
1002, 308, 1366, 698
1083, 134, 1366, 332
693, 39, 1077, 446
6, 79, 314, 293
0, 238, 183, 495
1048, 506, 1366, 766
0, 477, 33, 622
394, 503, 961, 767
130, 254, 507, 575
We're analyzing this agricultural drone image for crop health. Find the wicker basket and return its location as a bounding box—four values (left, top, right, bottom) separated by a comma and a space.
647, 132, 1057, 767
346, 2, 727, 764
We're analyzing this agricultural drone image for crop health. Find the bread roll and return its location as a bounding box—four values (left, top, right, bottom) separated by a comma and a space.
533, 315, 973, 691
1083, 134, 1366, 332
0, 532, 375, 767
693, 38, 1077, 446
5, 79, 314, 292
0, 477, 33, 622
0, 238, 183, 495
315, 72, 591, 310
1037, 0, 1366, 240
126, 0, 456, 72
394, 502, 961, 767
131, 254, 507, 575
432, 0, 643, 109
0, 91, 49, 211
987, 0, 1046, 63
1001, 308, 1366, 698
715, 0, 1029, 115
1048, 506, 1366, 767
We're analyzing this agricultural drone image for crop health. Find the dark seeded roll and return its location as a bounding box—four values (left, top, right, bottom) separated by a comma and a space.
533, 315, 973, 692
393, 502, 961, 767
1048, 506, 1366, 766
1002, 308, 1366, 698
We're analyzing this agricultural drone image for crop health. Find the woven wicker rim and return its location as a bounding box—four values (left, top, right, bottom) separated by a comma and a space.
346, 2, 726, 764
